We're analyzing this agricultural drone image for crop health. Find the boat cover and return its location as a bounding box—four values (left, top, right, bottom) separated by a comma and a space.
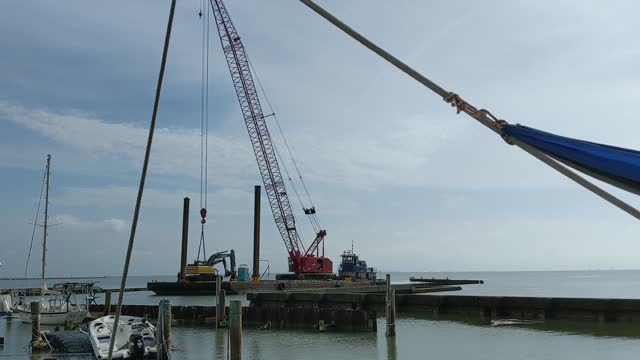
502, 124, 640, 196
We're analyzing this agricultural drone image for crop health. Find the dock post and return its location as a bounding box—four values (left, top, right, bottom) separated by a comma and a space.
230, 300, 242, 360
103, 290, 112, 316
215, 275, 222, 329
30, 301, 41, 344
157, 299, 172, 360
385, 274, 396, 337
252, 185, 261, 282
218, 289, 227, 326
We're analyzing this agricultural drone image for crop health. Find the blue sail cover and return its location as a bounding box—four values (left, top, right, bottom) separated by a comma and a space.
502, 124, 640, 196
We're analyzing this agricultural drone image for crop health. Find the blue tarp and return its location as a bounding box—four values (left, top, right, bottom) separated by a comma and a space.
502, 124, 640, 195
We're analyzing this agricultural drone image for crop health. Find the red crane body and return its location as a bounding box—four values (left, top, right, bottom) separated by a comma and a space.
210, 0, 333, 276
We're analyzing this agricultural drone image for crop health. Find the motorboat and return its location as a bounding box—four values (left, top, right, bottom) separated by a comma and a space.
89, 315, 158, 359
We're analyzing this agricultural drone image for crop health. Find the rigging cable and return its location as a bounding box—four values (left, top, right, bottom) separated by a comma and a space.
24, 163, 47, 278
297, 0, 640, 223
246, 53, 323, 237
273, 144, 309, 249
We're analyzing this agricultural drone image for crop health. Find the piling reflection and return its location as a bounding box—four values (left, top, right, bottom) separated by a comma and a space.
214, 328, 226, 359
386, 335, 397, 360
249, 336, 263, 360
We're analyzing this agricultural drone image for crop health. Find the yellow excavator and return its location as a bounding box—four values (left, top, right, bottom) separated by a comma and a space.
183, 250, 237, 282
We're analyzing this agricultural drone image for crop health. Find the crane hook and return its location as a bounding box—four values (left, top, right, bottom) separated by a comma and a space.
200, 208, 207, 224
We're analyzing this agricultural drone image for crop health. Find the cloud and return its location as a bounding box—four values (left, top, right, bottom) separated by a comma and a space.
59, 214, 129, 233
55, 185, 255, 216
4, 0, 640, 276
0, 100, 486, 191
0, 100, 255, 184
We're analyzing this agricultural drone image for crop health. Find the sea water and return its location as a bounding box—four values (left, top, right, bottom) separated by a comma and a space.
2, 270, 640, 359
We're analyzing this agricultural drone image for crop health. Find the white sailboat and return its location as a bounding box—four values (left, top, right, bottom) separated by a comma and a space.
13, 155, 89, 325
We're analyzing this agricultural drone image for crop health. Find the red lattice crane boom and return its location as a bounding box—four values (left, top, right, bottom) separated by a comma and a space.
209, 0, 332, 277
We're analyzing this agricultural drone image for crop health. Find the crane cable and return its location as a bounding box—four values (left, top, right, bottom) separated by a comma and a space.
246, 53, 323, 239
273, 145, 309, 249
197, 0, 211, 261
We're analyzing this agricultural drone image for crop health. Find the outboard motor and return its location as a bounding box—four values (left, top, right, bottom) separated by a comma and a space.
128, 334, 145, 360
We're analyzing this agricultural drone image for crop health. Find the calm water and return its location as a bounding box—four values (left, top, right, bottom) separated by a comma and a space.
2, 270, 640, 359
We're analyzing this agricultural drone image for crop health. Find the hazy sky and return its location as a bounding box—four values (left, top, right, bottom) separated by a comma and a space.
1, 0, 640, 277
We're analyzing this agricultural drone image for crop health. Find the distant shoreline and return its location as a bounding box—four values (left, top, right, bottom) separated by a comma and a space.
0, 276, 111, 280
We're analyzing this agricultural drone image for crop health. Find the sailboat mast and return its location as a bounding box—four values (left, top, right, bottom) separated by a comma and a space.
41, 154, 51, 293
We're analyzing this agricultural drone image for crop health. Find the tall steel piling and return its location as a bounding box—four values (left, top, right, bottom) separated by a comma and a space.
252, 185, 261, 282
218, 289, 227, 326
230, 300, 242, 360
215, 275, 222, 329
180, 197, 190, 280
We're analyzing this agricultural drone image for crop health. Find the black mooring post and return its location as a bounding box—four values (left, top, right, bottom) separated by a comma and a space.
180, 197, 190, 280
252, 186, 261, 282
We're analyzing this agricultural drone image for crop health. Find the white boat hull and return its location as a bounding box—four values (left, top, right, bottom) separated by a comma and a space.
14, 300, 88, 325
90, 315, 158, 359
0, 294, 12, 313
17, 308, 89, 325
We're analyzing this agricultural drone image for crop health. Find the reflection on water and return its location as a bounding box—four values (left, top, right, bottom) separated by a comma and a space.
386, 336, 397, 360
215, 326, 226, 359
402, 310, 640, 340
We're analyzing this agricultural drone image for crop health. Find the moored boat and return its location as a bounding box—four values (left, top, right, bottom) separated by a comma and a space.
13, 283, 91, 325
89, 315, 158, 359
14, 155, 89, 325
338, 247, 376, 282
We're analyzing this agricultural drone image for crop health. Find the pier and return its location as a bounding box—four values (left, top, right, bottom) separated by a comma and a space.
84, 291, 640, 332
146, 279, 460, 295
248, 292, 640, 323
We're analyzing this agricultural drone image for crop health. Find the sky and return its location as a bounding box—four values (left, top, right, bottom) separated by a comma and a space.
1, 0, 640, 277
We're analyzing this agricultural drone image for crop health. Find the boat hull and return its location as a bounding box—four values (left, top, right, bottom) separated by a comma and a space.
17, 308, 89, 325
90, 315, 158, 359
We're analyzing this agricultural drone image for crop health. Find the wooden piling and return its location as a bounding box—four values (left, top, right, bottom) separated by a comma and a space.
215, 275, 222, 329
103, 291, 111, 316
31, 301, 41, 343
385, 274, 396, 337
229, 300, 242, 360
218, 289, 227, 326
157, 299, 172, 360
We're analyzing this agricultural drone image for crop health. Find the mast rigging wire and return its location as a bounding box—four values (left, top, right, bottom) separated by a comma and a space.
24, 163, 47, 278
